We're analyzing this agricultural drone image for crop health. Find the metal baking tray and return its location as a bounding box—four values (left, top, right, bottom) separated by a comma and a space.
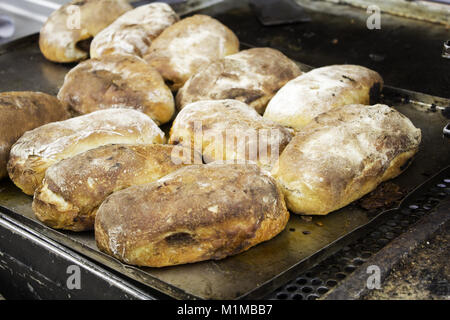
0, 32, 449, 300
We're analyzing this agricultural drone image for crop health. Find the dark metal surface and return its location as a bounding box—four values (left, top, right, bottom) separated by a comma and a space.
0, 212, 160, 300
249, 0, 310, 26
267, 167, 450, 300
0, 30, 449, 299
201, 0, 450, 99
323, 196, 450, 300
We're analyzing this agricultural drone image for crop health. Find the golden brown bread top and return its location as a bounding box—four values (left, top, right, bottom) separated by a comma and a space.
95, 162, 289, 265
169, 99, 293, 170
33, 144, 194, 231
7, 108, 165, 195
144, 14, 240, 91
0, 92, 69, 178
90, 3, 179, 59
57, 54, 174, 125
263, 65, 384, 129
176, 48, 303, 114
272, 104, 421, 214
39, 0, 132, 63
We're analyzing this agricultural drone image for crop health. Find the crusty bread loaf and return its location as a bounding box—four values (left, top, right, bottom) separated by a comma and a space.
263, 65, 383, 129
8, 109, 164, 195
176, 48, 303, 114
90, 3, 179, 59
271, 104, 421, 215
57, 54, 174, 125
144, 15, 240, 91
169, 100, 293, 171
39, 0, 132, 63
33, 144, 193, 231
0, 92, 69, 179
95, 163, 289, 267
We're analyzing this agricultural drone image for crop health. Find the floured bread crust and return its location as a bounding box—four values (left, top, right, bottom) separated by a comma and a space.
90, 3, 179, 59
7, 109, 164, 195
57, 54, 174, 125
0, 92, 69, 179
95, 163, 289, 267
263, 65, 383, 129
39, 0, 132, 63
33, 144, 193, 231
144, 15, 240, 91
176, 48, 303, 114
271, 104, 421, 215
169, 100, 293, 171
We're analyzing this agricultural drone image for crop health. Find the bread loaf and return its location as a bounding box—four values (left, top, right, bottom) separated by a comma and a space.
39, 0, 132, 63
95, 163, 289, 267
57, 54, 174, 125
176, 48, 303, 114
144, 15, 239, 91
271, 104, 421, 215
90, 3, 179, 59
33, 144, 193, 231
169, 100, 293, 171
0, 92, 69, 179
263, 65, 383, 129
8, 109, 164, 195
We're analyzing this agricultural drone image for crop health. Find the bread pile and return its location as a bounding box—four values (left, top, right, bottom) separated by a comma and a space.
0, 1, 421, 268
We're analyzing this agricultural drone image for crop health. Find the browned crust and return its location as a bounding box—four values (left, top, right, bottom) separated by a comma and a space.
0, 92, 69, 179
7, 109, 165, 195
144, 15, 240, 91
95, 163, 289, 267
33, 144, 194, 231
57, 54, 174, 124
271, 104, 422, 215
176, 48, 303, 114
39, 0, 132, 63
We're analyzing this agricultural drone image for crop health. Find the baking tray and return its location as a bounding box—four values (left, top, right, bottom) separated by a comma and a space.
0, 32, 449, 299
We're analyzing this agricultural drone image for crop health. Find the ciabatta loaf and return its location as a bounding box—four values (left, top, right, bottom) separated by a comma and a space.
95, 163, 289, 267
39, 0, 132, 63
176, 48, 302, 114
169, 99, 293, 171
90, 3, 179, 59
8, 109, 164, 195
33, 144, 192, 231
263, 65, 383, 129
144, 15, 239, 91
271, 104, 421, 215
58, 54, 174, 125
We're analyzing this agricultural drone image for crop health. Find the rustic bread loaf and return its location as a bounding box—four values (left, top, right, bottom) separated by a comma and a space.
95, 163, 289, 267
144, 15, 240, 91
90, 3, 179, 59
33, 144, 193, 231
176, 48, 303, 114
39, 0, 132, 63
271, 104, 421, 215
57, 54, 174, 125
8, 109, 164, 195
169, 99, 293, 171
263, 65, 383, 129
0, 92, 69, 179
